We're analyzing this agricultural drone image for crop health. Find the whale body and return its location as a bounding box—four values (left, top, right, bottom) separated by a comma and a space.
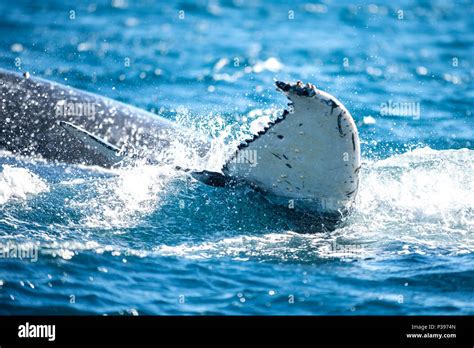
0, 69, 210, 167
0, 69, 360, 218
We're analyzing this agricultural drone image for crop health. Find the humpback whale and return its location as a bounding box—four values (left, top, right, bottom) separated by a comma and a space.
0, 69, 360, 219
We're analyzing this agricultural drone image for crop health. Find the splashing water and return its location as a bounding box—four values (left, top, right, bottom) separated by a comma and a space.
0, 165, 49, 205
337, 147, 474, 257
70, 164, 181, 228
2, 147, 471, 260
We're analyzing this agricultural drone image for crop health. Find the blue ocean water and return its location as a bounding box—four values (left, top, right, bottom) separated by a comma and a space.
0, 0, 473, 315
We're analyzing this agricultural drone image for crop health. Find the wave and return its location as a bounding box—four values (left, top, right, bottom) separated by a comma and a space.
150, 147, 474, 261
1, 147, 471, 263
0, 165, 49, 205
345, 147, 474, 255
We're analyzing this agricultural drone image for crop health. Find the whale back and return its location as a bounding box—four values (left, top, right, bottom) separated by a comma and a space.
0, 69, 207, 166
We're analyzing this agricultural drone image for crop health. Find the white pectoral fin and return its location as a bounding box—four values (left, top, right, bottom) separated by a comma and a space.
59, 121, 124, 164
224, 81, 361, 215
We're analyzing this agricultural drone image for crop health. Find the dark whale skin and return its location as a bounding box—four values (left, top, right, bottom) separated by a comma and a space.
0, 69, 208, 167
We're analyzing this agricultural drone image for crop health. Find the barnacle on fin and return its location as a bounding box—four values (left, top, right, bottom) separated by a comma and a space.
224, 80, 318, 171
276, 80, 318, 97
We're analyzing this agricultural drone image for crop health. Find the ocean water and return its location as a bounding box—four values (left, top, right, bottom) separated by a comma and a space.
0, 0, 473, 315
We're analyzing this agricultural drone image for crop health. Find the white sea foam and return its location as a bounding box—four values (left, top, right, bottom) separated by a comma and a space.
0, 165, 49, 205
70, 163, 179, 228
333, 147, 474, 257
